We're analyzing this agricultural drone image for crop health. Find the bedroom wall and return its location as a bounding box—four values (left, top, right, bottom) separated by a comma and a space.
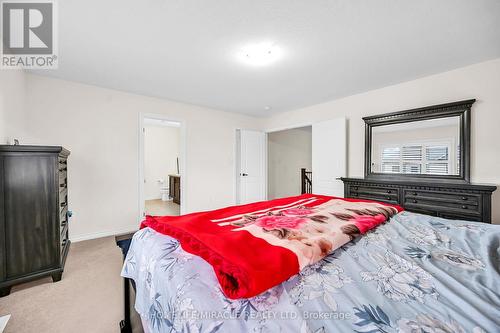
265, 58, 500, 224
23, 74, 263, 241
6, 57, 500, 243
0, 70, 27, 144
144, 125, 180, 200
268, 127, 312, 199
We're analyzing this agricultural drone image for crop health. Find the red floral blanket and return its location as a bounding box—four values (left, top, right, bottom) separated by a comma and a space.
142, 194, 402, 299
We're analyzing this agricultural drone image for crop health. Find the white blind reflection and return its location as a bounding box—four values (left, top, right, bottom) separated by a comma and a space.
372, 116, 460, 176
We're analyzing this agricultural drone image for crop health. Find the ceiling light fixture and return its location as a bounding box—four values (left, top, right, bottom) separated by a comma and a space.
237, 42, 282, 67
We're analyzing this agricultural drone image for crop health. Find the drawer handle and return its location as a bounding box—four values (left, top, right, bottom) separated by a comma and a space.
462, 205, 468, 209
413, 199, 418, 203
353, 193, 358, 197
353, 187, 358, 190
413, 192, 418, 196
387, 190, 392, 194
60, 202, 67, 207
386, 196, 391, 200
461, 197, 468, 201
60, 183, 67, 188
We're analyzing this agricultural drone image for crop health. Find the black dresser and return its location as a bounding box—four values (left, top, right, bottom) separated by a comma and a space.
0, 145, 71, 297
343, 100, 498, 224
341, 178, 496, 223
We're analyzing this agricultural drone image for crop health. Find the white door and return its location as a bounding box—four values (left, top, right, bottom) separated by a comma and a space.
312, 118, 346, 197
238, 130, 266, 204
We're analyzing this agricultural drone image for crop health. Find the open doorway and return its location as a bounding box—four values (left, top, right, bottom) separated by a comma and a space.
139, 115, 184, 218
267, 126, 312, 200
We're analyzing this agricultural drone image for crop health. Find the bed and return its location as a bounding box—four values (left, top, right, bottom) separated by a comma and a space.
119, 101, 500, 333
121, 210, 500, 333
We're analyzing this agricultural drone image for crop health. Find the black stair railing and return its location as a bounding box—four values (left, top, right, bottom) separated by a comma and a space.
301, 168, 312, 194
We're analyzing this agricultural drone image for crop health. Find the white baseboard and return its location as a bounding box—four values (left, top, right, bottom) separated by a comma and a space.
70, 225, 140, 243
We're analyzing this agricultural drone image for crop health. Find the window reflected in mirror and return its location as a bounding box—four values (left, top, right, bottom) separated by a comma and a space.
371, 116, 460, 176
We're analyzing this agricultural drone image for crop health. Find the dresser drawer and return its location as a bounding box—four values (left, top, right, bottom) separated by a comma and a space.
404, 189, 480, 205
59, 177, 67, 191
348, 184, 399, 204
438, 212, 483, 222
59, 194, 68, 209
404, 189, 481, 217
58, 170, 67, 183
61, 220, 68, 239
60, 206, 68, 227
404, 200, 481, 217
58, 158, 67, 169
59, 187, 67, 204
61, 236, 69, 254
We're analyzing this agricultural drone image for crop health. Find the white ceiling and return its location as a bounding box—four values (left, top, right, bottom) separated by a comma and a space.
33, 0, 500, 117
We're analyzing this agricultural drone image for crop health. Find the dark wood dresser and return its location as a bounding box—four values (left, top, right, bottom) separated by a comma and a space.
343, 100, 497, 224
0, 145, 71, 297
169, 174, 181, 204
341, 178, 496, 223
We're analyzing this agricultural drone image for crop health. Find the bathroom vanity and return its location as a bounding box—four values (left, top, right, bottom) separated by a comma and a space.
169, 174, 181, 204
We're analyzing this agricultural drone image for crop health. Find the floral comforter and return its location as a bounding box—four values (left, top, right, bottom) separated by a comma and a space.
122, 211, 500, 333
141, 194, 401, 299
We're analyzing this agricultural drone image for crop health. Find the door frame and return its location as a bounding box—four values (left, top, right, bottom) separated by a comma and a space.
138, 113, 187, 221
266, 121, 315, 134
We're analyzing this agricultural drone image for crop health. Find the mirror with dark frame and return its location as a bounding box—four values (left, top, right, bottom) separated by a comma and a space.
364, 99, 474, 183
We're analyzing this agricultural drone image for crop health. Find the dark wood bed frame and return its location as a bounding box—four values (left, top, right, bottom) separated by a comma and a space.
116, 232, 138, 333
116, 99, 497, 332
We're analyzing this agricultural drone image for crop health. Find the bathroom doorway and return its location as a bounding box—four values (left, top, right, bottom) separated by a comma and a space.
139, 114, 185, 220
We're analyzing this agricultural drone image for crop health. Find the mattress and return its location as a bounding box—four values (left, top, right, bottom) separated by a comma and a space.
122, 211, 500, 333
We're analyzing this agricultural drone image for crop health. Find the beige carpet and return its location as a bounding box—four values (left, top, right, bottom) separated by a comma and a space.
0, 236, 125, 333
